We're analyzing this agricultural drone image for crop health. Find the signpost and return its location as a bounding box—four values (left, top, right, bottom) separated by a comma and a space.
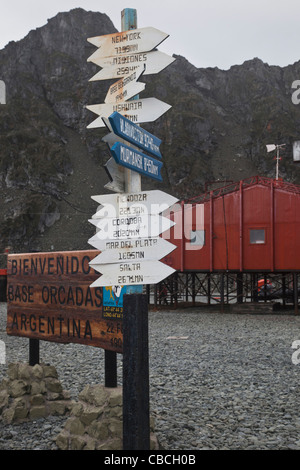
86, 7, 176, 450
88, 236, 176, 264
87, 26, 169, 58
89, 213, 174, 237
88, 50, 175, 81
86, 97, 171, 128
6, 250, 123, 354
89, 260, 175, 288
104, 66, 145, 104
88, 189, 177, 278
104, 157, 125, 193
91, 189, 178, 214
88, 193, 177, 253
94, 213, 171, 237
109, 142, 163, 181
102, 115, 136, 149
108, 112, 162, 158
102, 116, 127, 193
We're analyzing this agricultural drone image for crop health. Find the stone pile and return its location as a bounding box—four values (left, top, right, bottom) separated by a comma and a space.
0, 363, 71, 424
0, 362, 159, 450
56, 384, 159, 451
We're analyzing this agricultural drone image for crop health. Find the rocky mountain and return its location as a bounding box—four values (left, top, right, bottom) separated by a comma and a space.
1, 7, 300, 260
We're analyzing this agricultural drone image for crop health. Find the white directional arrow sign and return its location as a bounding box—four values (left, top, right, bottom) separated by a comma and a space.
86, 21, 176, 289
91, 190, 178, 217
104, 66, 145, 104
103, 131, 129, 149
89, 260, 176, 287
104, 157, 125, 193
88, 214, 175, 240
87, 97, 171, 128
108, 112, 162, 159
102, 116, 139, 149
102, 117, 127, 192
89, 51, 175, 81
87, 27, 169, 59
89, 236, 176, 264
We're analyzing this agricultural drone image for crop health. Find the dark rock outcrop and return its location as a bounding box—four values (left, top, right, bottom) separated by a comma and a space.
0, 8, 300, 256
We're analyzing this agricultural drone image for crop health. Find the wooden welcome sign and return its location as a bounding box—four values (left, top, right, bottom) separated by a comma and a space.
6, 250, 123, 353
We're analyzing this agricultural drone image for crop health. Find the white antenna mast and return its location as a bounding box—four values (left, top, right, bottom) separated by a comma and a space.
266, 143, 286, 180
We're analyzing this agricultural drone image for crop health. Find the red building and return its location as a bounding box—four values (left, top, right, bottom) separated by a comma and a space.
162, 176, 300, 272
156, 176, 300, 310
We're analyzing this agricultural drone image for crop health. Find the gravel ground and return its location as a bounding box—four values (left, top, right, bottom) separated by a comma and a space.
1, 301, 300, 450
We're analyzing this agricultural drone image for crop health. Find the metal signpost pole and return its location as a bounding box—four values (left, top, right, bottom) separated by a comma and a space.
120, 8, 150, 450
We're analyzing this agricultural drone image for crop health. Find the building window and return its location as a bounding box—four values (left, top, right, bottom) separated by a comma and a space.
190, 230, 205, 246
250, 229, 265, 244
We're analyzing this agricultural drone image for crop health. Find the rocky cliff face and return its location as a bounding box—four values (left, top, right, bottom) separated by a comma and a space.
1, 8, 300, 258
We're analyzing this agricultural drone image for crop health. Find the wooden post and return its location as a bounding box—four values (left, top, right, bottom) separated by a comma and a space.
123, 294, 150, 450
103, 7, 141, 391
121, 7, 141, 196
121, 8, 143, 295
105, 350, 117, 388
29, 339, 39, 366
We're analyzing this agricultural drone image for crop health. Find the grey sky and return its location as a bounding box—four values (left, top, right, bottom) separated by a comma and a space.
0, 0, 299, 70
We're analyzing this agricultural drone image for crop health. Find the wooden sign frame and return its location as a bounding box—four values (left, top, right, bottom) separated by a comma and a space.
6, 250, 123, 353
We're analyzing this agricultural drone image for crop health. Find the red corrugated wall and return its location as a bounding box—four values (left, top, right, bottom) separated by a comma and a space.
162, 178, 300, 272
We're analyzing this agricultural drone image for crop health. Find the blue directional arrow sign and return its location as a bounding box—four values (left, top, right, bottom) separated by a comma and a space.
110, 141, 163, 182
108, 112, 162, 159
